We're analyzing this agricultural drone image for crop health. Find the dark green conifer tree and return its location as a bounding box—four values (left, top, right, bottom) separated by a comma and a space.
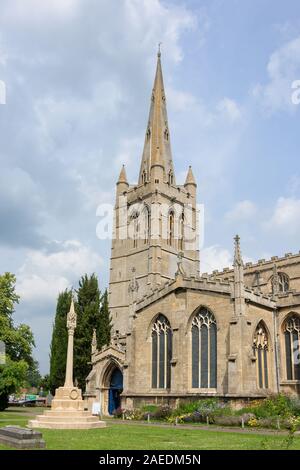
97, 289, 111, 349
49, 290, 72, 394
74, 274, 101, 390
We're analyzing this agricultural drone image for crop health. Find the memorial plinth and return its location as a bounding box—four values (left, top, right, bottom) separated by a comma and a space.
28, 299, 106, 430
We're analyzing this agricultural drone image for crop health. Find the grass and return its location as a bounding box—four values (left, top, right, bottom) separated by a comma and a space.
0, 409, 300, 450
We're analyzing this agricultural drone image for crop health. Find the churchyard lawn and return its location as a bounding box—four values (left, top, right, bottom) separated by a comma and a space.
1, 408, 300, 450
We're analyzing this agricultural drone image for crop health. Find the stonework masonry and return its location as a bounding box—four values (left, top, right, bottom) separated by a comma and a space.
85, 53, 300, 415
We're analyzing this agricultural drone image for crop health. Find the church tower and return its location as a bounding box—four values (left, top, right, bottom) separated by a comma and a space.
108, 51, 200, 335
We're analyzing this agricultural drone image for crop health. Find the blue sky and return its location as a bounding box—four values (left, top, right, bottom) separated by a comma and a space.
0, 0, 299, 373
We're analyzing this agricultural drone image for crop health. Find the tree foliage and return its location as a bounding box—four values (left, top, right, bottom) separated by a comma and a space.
0, 273, 35, 410
26, 359, 41, 389
49, 275, 112, 393
98, 289, 111, 350
74, 274, 102, 390
49, 290, 71, 394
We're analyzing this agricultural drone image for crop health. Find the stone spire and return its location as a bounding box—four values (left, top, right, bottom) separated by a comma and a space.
117, 164, 128, 185
64, 298, 77, 388
233, 235, 245, 315
138, 49, 175, 184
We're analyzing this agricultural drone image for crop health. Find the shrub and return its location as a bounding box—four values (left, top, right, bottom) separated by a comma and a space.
113, 408, 143, 420
248, 417, 259, 427
289, 398, 300, 417
152, 405, 172, 420
141, 404, 159, 414
252, 394, 293, 419
112, 406, 124, 418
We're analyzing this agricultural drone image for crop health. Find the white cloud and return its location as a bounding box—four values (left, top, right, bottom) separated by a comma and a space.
166, 87, 198, 112
200, 245, 232, 273
264, 197, 300, 235
0, 0, 204, 373
17, 240, 103, 303
254, 35, 300, 113
217, 97, 242, 122
225, 200, 257, 222
2, 0, 80, 22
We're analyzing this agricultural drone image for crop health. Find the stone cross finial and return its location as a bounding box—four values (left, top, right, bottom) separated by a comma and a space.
67, 297, 77, 331
158, 42, 162, 57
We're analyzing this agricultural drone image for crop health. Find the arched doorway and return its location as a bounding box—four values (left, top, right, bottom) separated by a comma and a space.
108, 368, 123, 415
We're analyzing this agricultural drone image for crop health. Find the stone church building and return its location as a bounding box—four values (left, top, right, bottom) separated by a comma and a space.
85, 52, 300, 415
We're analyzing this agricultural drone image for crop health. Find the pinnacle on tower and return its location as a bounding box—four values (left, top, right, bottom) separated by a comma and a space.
138, 50, 175, 184
234, 234, 243, 267
233, 234, 245, 315
117, 164, 129, 185
184, 166, 196, 187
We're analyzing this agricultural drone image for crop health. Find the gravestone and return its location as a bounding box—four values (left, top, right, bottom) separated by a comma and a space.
0, 426, 45, 449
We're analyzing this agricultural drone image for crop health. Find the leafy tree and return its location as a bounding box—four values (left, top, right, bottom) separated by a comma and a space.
49, 290, 72, 394
39, 374, 51, 393
0, 273, 20, 324
0, 358, 28, 410
0, 273, 35, 410
26, 359, 41, 388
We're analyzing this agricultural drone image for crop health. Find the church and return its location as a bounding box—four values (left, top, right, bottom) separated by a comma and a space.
85, 51, 300, 415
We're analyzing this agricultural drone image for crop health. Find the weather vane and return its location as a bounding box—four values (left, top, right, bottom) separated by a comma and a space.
158, 42, 162, 56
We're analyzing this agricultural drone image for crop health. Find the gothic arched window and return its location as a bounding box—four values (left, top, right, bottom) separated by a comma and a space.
191, 308, 217, 388
253, 322, 269, 389
284, 315, 300, 380
168, 210, 174, 246
272, 272, 290, 293
164, 128, 169, 141
151, 315, 172, 389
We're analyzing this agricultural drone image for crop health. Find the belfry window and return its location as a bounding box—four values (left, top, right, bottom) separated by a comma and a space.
168, 211, 174, 246
191, 308, 217, 388
272, 272, 290, 293
284, 315, 300, 380
168, 170, 174, 185
151, 315, 172, 389
253, 322, 269, 389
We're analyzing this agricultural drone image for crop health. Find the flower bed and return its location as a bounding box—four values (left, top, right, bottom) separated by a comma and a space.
113, 395, 300, 430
